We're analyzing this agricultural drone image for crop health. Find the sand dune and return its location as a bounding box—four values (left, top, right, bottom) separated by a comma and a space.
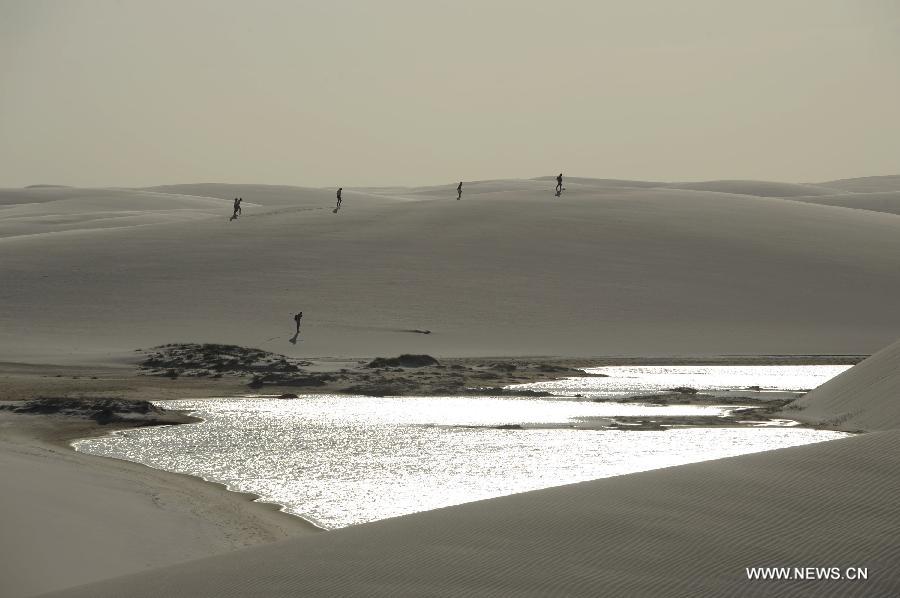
2, 179, 900, 363
0, 414, 315, 598
533, 176, 664, 189
815, 175, 900, 193
790, 336, 900, 432
786, 191, 900, 217
0, 187, 228, 239
663, 180, 838, 197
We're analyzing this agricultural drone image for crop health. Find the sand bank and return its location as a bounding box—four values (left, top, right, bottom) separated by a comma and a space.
788, 336, 900, 432
0, 412, 316, 598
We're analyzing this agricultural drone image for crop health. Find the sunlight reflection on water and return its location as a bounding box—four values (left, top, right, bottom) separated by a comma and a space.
74, 368, 850, 529
509, 364, 852, 398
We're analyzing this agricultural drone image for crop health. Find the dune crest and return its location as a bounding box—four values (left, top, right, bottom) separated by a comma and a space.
3, 179, 900, 362
790, 336, 900, 431
815, 175, 900, 193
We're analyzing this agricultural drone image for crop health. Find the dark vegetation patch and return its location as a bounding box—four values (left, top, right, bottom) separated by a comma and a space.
467, 387, 555, 397
139, 343, 310, 378
668, 386, 698, 394
133, 346, 605, 397
1, 397, 191, 425
248, 373, 333, 390
367, 354, 440, 368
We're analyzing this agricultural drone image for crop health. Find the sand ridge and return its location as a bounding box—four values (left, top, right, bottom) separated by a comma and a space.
0, 412, 317, 598
789, 336, 900, 432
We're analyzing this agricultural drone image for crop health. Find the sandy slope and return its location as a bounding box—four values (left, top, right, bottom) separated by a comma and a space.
2, 178, 900, 363
0, 414, 316, 598
0, 187, 229, 239
663, 179, 838, 197
789, 336, 900, 432
815, 175, 900, 193
786, 191, 900, 217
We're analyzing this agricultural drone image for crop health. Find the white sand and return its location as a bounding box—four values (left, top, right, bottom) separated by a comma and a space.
2, 177, 900, 363
664, 179, 838, 197
787, 191, 900, 217
814, 175, 900, 194
790, 336, 900, 432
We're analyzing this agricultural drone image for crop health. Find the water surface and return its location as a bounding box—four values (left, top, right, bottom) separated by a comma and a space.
75, 385, 848, 529
511, 364, 852, 399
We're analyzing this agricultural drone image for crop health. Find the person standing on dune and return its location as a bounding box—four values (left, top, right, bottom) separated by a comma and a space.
231, 197, 242, 220
555, 173, 564, 195
336, 188, 342, 209
293, 312, 303, 334
457, 181, 463, 200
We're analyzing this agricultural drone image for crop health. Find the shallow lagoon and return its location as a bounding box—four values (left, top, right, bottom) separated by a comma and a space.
75, 365, 850, 529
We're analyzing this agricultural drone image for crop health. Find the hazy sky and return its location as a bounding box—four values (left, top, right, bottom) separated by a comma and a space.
1, 0, 898, 187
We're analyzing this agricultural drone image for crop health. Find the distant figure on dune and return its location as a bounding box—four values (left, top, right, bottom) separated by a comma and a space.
230, 197, 242, 220
457, 181, 463, 200
555, 173, 564, 196
336, 188, 342, 209
293, 312, 303, 334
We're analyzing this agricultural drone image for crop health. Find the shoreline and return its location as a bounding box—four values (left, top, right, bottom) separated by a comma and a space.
0, 410, 318, 598
64, 410, 332, 532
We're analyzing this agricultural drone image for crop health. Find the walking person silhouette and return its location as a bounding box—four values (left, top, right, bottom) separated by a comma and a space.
457, 181, 463, 200
290, 311, 303, 343
336, 188, 342, 209
555, 173, 564, 196
230, 197, 242, 220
